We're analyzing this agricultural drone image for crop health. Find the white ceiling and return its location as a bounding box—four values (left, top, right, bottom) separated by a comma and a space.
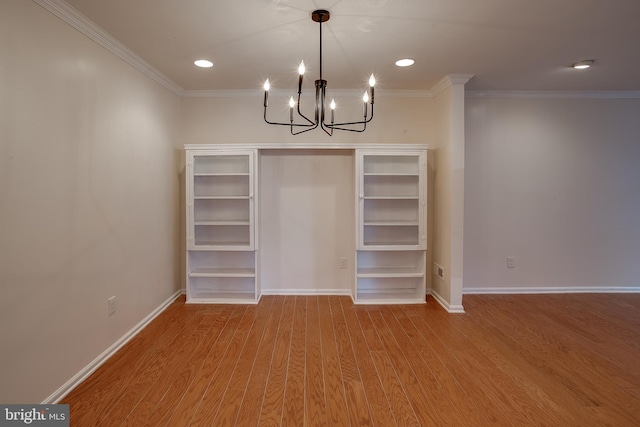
62, 0, 640, 92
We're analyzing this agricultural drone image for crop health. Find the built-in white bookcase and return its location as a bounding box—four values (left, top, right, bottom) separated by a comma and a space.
355, 150, 427, 303
185, 144, 427, 305
186, 149, 258, 303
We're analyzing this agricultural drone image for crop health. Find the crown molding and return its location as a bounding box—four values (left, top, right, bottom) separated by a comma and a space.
34, 0, 184, 96
431, 74, 476, 97
466, 90, 640, 99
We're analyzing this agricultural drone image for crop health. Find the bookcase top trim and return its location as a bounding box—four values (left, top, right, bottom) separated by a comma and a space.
185, 143, 429, 151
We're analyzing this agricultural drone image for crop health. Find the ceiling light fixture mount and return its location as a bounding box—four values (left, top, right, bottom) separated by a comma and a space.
194, 59, 213, 68
572, 59, 595, 69
395, 58, 415, 67
263, 9, 375, 136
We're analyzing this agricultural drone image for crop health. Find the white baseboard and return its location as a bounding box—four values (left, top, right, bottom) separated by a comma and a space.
463, 286, 640, 295
429, 289, 465, 313
260, 288, 352, 296
43, 290, 183, 404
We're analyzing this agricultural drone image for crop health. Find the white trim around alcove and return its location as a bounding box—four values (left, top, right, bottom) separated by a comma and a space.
184, 142, 429, 151
261, 289, 352, 296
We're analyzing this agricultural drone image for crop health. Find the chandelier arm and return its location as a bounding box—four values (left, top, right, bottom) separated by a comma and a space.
291, 122, 320, 135
265, 121, 317, 128
265, 120, 318, 128
326, 124, 366, 132
325, 117, 367, 132
295, 93, 315, 125
264, 105, 319, 128
320, 121, 334, 136
264, 117, 317, 128
327, 106, 374, 127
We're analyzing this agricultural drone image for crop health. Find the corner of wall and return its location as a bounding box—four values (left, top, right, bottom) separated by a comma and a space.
428, 75, 473, 311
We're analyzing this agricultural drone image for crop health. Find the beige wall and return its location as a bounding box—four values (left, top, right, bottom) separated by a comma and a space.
0, 0, 181, 403
181, 95, 433, 145
259, 150, 355, 293
464, 96, 640, 291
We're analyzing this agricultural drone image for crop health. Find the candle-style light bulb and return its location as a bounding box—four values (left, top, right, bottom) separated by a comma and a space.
263, 79, 270, 107
368, 74, 375, 104
297, 61, 305, 94
330, 98, 336, 123
363, 91, 369, 117
289, 96, 295, 122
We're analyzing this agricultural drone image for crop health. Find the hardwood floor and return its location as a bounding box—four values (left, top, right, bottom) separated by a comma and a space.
62, 294, 640, 426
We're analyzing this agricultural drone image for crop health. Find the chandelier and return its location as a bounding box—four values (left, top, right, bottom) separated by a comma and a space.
263, 9, 376, 136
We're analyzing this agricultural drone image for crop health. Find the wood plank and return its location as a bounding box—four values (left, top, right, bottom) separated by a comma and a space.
258, 296, 295, 427
59, 294, 640, 427
318, 296, 350, 426
473, 294, 640, 425
391, 304, 472, 412
304, 296, 327, 426
369, 309, 446, 426
280, 296, 306, 427
209, 296, 275, 426
339, 299, 396, 427
234, 296, 285, 426
187, 304, 261, 425
165, 305, 246, 426
142, 308, 236, 426
400, 304, 517, 426
356, 308, 421, 426
329, 296, 373, 426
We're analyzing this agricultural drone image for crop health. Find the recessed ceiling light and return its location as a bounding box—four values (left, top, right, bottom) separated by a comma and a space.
395, 58, 415, 67
194, 59, 213, 68
572, 60, 595, 69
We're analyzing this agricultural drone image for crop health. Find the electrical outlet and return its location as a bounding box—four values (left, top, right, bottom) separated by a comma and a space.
507, 257, 515, 268
108, 296, 117, 316
434, 262, 445, 280
339, 257, 348, 269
